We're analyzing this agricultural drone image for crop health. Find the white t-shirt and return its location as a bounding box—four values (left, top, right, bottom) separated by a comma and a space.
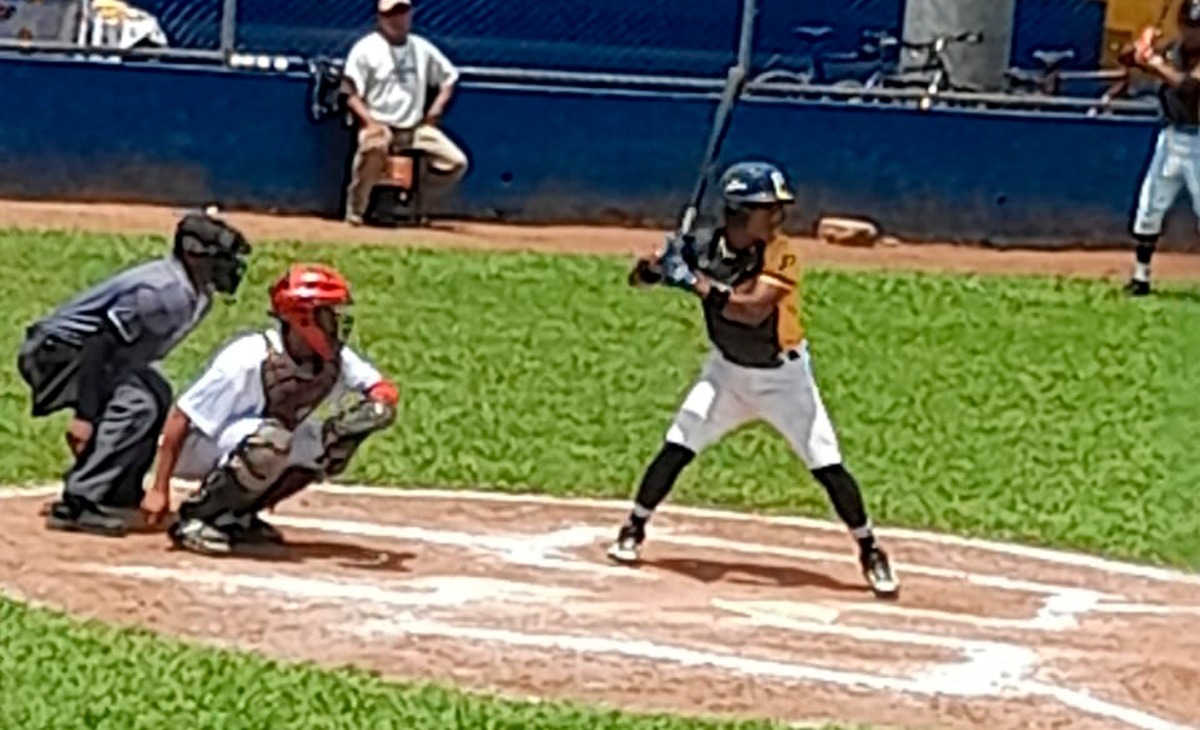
343, 31, 459, 129
178, 328, 385, 440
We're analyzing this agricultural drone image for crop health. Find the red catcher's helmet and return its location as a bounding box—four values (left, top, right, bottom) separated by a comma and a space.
269, 263, 353, 360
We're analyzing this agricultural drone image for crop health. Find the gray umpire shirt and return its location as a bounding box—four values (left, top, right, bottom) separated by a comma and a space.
21, 255, 211, 415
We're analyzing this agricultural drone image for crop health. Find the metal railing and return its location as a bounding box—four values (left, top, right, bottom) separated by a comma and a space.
0, 0, 1161, 120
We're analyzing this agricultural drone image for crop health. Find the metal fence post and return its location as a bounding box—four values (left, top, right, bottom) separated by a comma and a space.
220, 0, 238, 59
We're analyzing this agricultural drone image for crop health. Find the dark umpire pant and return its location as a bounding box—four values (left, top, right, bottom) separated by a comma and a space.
17, 329, 172, 509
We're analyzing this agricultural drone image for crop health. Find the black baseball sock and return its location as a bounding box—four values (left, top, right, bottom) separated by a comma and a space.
628, 443, 695, 528
811, 463, 876, 553
1133, 233, 1159, 282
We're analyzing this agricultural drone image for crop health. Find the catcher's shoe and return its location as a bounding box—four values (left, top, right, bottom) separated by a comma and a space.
1124, 278, 1151, 297
169, 518, 233, 555
227, 513, 286, 546
861, 546, 900, 599
606, 521, 645, 565
44, 498, 128, 537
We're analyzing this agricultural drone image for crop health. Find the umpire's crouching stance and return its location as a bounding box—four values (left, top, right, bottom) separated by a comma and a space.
17, 213, 250, 536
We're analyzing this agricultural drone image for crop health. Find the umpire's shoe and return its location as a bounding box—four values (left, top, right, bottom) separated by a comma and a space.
45, 497, 129, 537
1124, 278, 1152, 297
606, 521, 645, 564
861, 546, 900, 599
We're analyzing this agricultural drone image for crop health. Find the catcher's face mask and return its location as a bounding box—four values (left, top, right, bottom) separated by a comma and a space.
208, 253, 248, 295
312, 303, 354, 355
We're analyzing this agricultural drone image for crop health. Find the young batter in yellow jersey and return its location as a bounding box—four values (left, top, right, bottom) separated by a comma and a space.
611, 161, 899, 599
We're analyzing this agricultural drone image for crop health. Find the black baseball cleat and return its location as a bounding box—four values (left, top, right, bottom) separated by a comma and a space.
1124, 278, 1151, 297
227, 514, 286, 546
606, 521, 645, 565
169, 517, 233, 555
861, 546, 900, 599
44, 498, 128, 537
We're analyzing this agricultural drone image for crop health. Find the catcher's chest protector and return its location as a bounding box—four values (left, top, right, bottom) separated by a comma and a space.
260, 334, 342, 430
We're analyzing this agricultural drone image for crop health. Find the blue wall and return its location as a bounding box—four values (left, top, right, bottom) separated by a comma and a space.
136, 0, 1106, 74
0, 56, 353, 213
446, 84, 1163, 247
0, 55, 1185, 249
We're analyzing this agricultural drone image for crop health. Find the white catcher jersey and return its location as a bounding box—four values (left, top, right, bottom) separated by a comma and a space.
177, 328, 385, 440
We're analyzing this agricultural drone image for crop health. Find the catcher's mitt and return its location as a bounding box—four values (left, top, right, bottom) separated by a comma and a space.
320, 397, 397, 476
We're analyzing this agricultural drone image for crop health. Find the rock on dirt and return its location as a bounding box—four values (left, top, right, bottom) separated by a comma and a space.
817, 217, 882, 248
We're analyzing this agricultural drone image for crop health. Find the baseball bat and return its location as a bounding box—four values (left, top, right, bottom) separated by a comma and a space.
677, 0, 759, 236
1156, 0, 1176, 26
630, 0, 757, 286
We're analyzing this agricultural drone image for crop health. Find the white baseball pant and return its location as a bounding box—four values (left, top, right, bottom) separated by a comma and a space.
1133, 127, 1200, 236
172, 417, 327, 481
665, 341, 843, 469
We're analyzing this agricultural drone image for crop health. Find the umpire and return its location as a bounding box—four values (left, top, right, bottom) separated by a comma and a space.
17, 213, 251, 536
1124, 0, 1200, 296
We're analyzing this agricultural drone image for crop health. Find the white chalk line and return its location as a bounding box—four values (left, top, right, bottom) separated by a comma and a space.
1019, 681, 1194, 730
709, 599, 1195, 730
299, 484, 1200, 587
267, 514, 1200, 631
4, 480, 1198, 587
653, 531, 1119, 599
86, 560, 1012, 698
93, 565, 582, 608
9, 483, 1200, 728
6, 482, 1196, 627
267, 515, 654, 579
0, 485, 58, 500
51, 562, 1200, 730
64, 514, 1200, 730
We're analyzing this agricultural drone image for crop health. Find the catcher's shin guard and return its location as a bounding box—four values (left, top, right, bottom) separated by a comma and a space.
248, 466, 320, 513
176, 466, 256, 524
178, 419, 294, 524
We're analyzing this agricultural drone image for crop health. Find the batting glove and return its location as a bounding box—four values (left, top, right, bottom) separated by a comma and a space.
659, 234, 698, 291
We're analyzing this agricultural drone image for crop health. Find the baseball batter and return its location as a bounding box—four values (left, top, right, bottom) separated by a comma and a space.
608, 161, 899, 599
18, 213, 250, 537
147, 263, 399, 554
1125, 0, 1200, 296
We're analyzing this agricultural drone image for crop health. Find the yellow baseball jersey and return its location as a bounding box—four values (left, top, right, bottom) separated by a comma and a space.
690, 229, 803, 367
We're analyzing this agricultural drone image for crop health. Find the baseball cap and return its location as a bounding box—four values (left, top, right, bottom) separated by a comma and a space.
378, 0, 411, 12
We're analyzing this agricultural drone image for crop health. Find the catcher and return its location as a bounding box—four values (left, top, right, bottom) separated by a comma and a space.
609, 160, 899, 599
1121, 0, 1200, 296
146, 263, 399, 554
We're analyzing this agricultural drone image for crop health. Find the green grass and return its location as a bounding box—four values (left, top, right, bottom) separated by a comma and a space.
3, 228, 1199, 729
0, 598, 822, 730
4, 229, 1198, 567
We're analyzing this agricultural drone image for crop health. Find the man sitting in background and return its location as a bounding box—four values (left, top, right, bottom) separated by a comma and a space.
342, 0, 468, 225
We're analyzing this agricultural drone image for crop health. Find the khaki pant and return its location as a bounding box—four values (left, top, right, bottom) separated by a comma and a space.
345, 124, 469, 220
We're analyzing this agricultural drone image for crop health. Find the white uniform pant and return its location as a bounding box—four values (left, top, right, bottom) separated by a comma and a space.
666, 342, 843, 469
1133, 127, 1200, 237
173, 417, 326, 481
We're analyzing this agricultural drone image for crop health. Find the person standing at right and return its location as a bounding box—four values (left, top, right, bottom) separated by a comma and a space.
1124, 0, 1200, 296
342, 0, 469, 225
